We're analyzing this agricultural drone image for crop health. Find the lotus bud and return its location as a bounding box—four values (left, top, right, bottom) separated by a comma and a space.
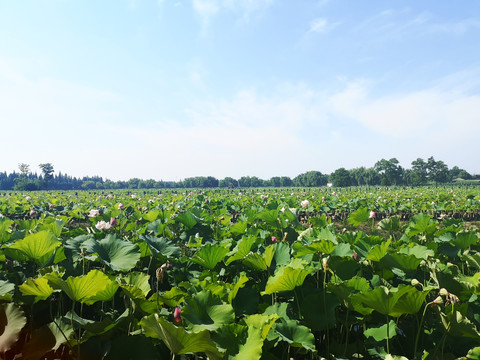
432, 296, 443, 305
110, 217, 118, 227
25, 196, 31, 201
174, 307, 182, 322
322, 257, 329, 270
118, 203, 124, 210
271, 236, 279, 243
30, 209, 37, 217
49, 203, 54, 210
411, 279, 421, 287
369, 210, 376, 219
352, 252, 359, 261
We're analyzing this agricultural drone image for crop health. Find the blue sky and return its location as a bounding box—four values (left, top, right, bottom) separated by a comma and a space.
1, 0, 479, 181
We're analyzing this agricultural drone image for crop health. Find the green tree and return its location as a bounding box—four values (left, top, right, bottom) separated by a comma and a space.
329, 168, 353, 187
39, 163, 54, 189
410, 158, 428, 186
374, 158, 404, 185
426, 157, 450, 184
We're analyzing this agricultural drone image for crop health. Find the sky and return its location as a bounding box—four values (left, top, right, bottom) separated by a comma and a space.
1, 0, 479, 181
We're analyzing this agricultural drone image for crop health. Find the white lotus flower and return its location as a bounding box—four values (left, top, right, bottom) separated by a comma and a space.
95, 221, 111, 231
301, 200, 310, 209
88, 209, 101, 217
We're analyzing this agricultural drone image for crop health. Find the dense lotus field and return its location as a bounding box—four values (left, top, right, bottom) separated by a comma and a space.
0, 187, 480, 360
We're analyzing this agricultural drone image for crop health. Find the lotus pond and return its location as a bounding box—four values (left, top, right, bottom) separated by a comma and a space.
0, 187, 480, 359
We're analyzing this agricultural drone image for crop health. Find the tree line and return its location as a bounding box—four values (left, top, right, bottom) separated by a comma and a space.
1, 157, 478, 191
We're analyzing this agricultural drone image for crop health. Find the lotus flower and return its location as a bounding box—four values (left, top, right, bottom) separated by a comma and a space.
88, 209, 101, 217
118, 203, 124, 210
352, 252, 358, 261
301, 200, 310, 209
95, 221, 111, 231
369, 210, 375, 219
272, 236, 279, 243
110, 217, 118, 227
29, 209, 37, 217
174, 307, 182, 322
49, 203, 54, 210
25, 196, 31, 201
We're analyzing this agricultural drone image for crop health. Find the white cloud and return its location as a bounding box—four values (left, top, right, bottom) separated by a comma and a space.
192, 0, 273, 32
329, 73, 480, 148
309, 18, 328, 33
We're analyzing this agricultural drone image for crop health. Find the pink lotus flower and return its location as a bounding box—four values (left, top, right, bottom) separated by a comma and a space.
29, 209, 37, 217
49, 203, 54, 210
118, 203, 124, 210
110, 217, 118, 227
174, 307, 182, 322
352, 252, 359, 261
271, 236, 279, 243
369, 211, 375, 219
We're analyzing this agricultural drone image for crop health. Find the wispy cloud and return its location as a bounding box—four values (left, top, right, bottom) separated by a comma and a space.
329, 72, 480, 145
192, 0, 273, 33
309, 18, 328, 33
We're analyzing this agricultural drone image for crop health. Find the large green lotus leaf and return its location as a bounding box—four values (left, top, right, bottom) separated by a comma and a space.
262, 260, 313, 295
83, 279, 119, 305
119, 272, 151, 298
467, 346, 480, 359
233, 314, 278, 360
364, 320, 398, 341
348, 208, 370, 227
21, 320, 74, 360
0, 303, 27, 353
406, 214, 437, 238
229, 221, 248, 236
146, 219, 167, 236
83, 234, 140, 272
274, 319, 316, 352
292, 239, 336, 257
273, 241, 291, 266
328, 276, 370, 308
175, 211, 199, 230
257, 210, 279, 225
182, 290, 235, 332
156, 287, 188, 307
301, 291, 340, 331
37, 218, 65, 237
381, 253, 423, 272
228, 273, 249, 304
351, 285, 412, 316
143, 209, 161, 222
140, 314, 222, 359
9, 230, 61, 264
140, 235, 181, 259
366, 239, 391, 262
441, 310, 480, 341
0, 218, 13, 244
453, 231, 479, 250
398, 244, 434, 260
64, 234, 94, 262
225, 236, 256, 265
389, 285, 431, 317
377, 216, 401, 232
191, 244, 229, 270
243, 253, 268, 270
58, 270, 111, 303
0, 280, 14, 302
19, 277, 53, 303
331, 242, 353, 258
211, 324, 248, 358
